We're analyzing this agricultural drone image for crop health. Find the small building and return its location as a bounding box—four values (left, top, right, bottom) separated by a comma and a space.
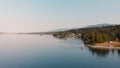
109, 41, 113, 43
68, 33, 76, 37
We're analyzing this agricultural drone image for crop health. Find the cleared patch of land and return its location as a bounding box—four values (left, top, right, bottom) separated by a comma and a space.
89, 42, 120, 49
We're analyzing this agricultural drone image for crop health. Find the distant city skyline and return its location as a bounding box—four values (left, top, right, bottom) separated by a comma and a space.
0, 0, 120, 32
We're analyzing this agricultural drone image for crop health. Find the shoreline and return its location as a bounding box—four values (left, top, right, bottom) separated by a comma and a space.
53, 35, 120, 50
88, 42, 120, 50
88, 45, 120, 50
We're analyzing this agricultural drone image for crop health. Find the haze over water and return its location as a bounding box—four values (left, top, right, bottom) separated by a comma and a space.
0, 0, 120, 68
0, 35, 120, 68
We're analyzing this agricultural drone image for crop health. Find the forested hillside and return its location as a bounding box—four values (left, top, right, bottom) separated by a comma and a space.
53, 25, 120, 45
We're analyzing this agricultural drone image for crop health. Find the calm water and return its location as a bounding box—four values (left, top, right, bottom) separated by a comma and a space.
0, 35, 120, 68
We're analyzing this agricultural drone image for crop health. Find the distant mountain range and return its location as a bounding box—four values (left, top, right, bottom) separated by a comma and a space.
0, 23, 113, 35
85, 23, 112, 28
50, 23, 112, 32
16, 23, 113, 35
50, 27, 79, 32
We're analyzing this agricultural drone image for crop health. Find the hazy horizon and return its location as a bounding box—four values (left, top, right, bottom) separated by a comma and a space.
0, 0, 120, 32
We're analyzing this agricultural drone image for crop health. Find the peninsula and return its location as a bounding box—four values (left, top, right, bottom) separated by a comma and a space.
53, 25, 120, 49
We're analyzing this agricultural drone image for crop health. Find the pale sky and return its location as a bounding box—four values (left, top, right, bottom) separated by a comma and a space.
0, 0, 120, 32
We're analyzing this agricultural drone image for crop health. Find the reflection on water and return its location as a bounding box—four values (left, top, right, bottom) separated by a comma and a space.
88, 46, 120, 58
54, 37, 120, 58
0, 35, 119, 68
88, 48, 110, 57
117, 50, 120, 56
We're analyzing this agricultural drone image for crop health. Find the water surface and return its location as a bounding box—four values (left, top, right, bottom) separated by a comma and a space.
0, 35, 120, 68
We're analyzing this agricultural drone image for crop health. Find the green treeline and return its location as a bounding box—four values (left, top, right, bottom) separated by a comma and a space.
81, 25, 120, 45
53, 25, 120, 45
